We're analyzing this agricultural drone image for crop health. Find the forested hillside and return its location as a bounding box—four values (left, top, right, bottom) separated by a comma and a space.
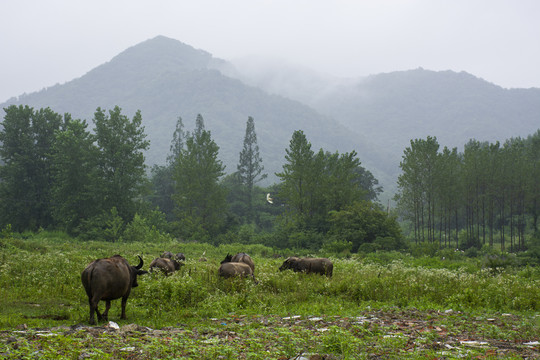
1, 36, 380, 187
229, 64, 540, 195
2, 36, 540, 198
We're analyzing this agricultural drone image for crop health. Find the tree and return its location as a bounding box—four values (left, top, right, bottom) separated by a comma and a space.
0, 105, 62, 231
237, 116, 267, 221
526, 130, 540, 234
167, 116, 186, 165
149, 116, 186, 221
276, 130, 316, 229
93, 106, 150, 222
172, 114, 227, 240
277, 130, 378, 236
395, 136, 440, 243
328, 200, 404, 252
50, 117, 101, 234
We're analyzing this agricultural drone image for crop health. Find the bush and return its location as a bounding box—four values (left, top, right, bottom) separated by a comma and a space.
482, 252, 518, 270
321, 237, 353, 256
77, 207, 125, 242
409, 242, 440, 257
288, 230, 324, 251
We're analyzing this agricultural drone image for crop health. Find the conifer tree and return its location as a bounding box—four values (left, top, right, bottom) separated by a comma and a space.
167, 116, 186, 166
276, 130, 316, 228
150, 116, 186, 220
237, 116, 267, 220
173, 114, 226, 240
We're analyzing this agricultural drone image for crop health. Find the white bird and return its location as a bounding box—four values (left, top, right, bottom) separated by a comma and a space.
266, 193, 273, 204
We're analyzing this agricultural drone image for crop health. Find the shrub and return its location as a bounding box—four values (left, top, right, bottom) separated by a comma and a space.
321, 236, 352, 256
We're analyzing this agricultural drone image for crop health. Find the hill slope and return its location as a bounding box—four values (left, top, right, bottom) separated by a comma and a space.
228, 64, 540, 194
315, 68, 540, 155
2, 36, 384, 187
4, 37, 540, 199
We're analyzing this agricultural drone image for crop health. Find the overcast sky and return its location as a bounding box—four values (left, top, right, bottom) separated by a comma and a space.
1, 0, 539, 103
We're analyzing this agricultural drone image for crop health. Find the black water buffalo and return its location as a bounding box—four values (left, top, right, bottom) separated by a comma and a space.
161, 251, 174, 259
218, 262, 256, 282
221, 252, 255, 272
279, 257, 333, 277
149, 257, 183, 275
81, 255, 147, 325
161, 251, 185, 262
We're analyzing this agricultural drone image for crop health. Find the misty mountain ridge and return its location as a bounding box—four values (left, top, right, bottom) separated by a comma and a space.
229, 61, 540, 152
3, 36, 376, 188
3, 35, 540, 200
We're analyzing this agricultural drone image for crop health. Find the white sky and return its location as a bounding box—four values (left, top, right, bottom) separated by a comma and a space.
1, 0, 540, 103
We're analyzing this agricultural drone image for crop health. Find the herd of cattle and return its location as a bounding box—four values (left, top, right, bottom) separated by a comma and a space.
81, 252, 333, 324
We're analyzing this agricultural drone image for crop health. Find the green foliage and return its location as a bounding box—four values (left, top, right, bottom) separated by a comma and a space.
172, 115, 227, 239
0, 105, 63, 231
1, 233, 540, 358
287, 230, 325, 251
396, 133, 540, 252
321, 237, 353, 256
77, 207, 124, 242
93, 106, 150, 222
237, 116, 267, 221
0, 224, 13, 247
277, 130, 381, 238
50, 117, 100, 234
329, 200, 405, 252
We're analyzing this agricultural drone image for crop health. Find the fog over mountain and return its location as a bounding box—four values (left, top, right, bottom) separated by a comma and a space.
2, 36, 540, 201
1, 36, 383, 191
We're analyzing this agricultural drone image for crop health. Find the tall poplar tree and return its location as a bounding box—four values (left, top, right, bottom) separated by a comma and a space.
237, 116, 267, 220
173, 114, 226, 240
395, 136, 440, 243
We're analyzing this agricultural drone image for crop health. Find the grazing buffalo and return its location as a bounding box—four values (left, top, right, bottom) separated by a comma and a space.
279, 257, 333, 277
161, 251, 186, 262
221, 252, 255, 272
218, 262, 257, 282
149, 257, 183, 275
161, 251, 174, 259
81, 255, 147, 325
175, 253, 186, 261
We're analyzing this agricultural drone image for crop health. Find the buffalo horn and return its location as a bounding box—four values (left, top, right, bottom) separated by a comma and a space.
135, 255, 144, 269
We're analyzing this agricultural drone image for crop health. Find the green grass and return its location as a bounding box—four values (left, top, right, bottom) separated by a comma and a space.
1, 234, 539, 358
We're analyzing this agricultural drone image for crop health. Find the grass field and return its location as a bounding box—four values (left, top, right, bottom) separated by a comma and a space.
1, 232, 539, 359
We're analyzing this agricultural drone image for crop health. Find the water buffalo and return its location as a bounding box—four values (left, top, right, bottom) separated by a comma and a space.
81, 255, 147, 325
218, 262, 257, 282
149, 257, 183, 275
221, 252, 255, 272
161, 251, 174, 259
279, 257, 333, 277
161, 251, 186, 261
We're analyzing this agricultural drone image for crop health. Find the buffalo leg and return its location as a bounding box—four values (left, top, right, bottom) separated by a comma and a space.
88, 298, 97, 325
101, 300, 111, 321
120, 296, 128, 319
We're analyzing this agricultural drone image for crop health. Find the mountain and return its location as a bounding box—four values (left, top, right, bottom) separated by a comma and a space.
314, 68, 540, 155
1, 36, 382, 189
3, 36, 540, 200
228, 64, 540, 194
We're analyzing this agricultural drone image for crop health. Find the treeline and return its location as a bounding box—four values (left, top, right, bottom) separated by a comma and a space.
0, 105, 398, 252
395, 134, 540, 251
